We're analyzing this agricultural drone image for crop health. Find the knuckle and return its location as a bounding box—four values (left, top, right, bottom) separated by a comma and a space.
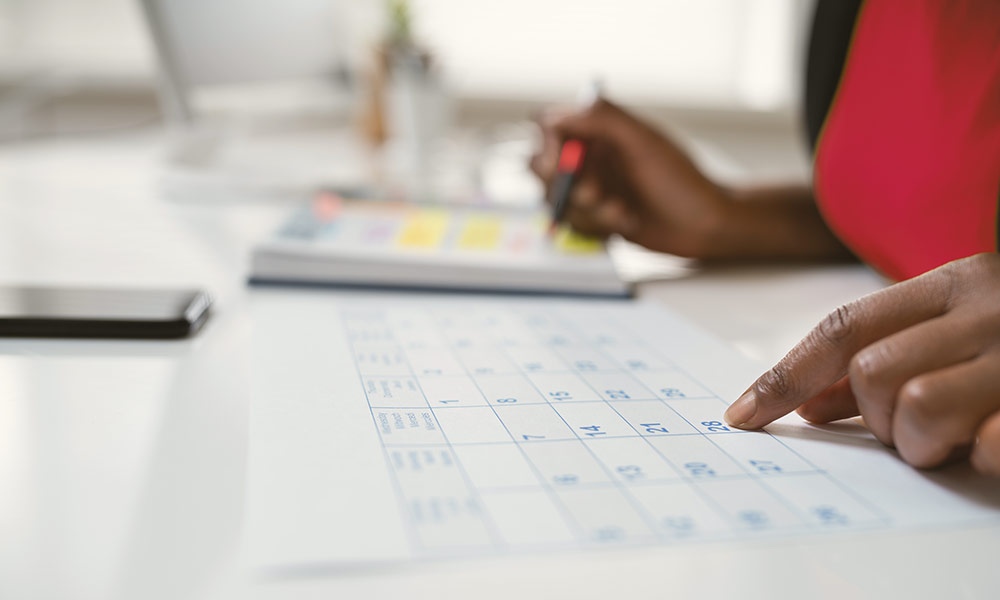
754, 364, 797, 401
897, 378, 941, 424
937, 253, 1000, 300
895, 380, 954, 469
816, 304, 856, 346
848, 341, 898, 392
847, 349, 880, 390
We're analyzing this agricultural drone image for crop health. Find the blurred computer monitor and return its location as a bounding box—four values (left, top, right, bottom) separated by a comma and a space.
140, 0, 351, 124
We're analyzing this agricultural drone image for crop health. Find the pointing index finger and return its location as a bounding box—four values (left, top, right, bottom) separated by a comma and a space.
724, 267, 954, 431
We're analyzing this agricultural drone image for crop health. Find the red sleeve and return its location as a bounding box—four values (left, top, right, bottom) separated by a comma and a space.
813, 0, 1000, 281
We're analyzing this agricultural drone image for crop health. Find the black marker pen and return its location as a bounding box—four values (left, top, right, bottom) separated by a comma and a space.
548, 80, 602, 233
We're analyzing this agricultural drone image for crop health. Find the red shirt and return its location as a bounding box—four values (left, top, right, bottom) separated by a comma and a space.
814, 0, 1000, 281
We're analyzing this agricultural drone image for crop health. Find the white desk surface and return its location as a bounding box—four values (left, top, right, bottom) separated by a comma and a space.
1, 129, 997, 600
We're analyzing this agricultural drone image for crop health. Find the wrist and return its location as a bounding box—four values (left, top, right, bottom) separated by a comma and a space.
697, 184, 851, 261
692, 184, 740, 259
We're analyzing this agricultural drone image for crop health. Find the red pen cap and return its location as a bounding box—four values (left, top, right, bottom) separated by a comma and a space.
557, 139, 586, 173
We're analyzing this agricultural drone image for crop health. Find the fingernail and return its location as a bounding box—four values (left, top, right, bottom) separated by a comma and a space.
724, 390, 757, 429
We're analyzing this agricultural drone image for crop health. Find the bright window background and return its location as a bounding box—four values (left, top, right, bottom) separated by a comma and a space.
411, 0, 805, 110
0, 0, 811, 111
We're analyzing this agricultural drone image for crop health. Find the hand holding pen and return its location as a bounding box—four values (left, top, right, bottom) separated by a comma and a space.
531, 93, 734, 259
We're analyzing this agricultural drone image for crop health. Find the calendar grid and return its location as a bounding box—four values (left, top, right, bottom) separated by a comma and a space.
379, 431, 756, 444
515, 310, 742, 531
363, 407, 424, 552
603, 312, 892, 527
441, 331, 591, 542
452, 308, 664, 542
488, 322, 669, 543
576, 312, 818, 528
553, 375, 746, 530
397, 334, 509, 552
343, 304, 889, 555
541, 309, 809, 531
459, 468, 862, 492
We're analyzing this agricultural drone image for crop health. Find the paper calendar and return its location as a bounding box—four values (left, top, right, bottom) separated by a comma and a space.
247, 293, 1000, 567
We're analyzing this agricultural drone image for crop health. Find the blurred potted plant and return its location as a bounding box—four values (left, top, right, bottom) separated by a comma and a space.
361, 0, 451, 195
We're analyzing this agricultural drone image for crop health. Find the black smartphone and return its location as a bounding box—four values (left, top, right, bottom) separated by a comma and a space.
0, 286, 212, 339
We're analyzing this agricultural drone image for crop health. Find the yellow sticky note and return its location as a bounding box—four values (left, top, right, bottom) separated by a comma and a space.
553, 227, 603, 254
458, 215, 503, 250
397, 210, 450, 249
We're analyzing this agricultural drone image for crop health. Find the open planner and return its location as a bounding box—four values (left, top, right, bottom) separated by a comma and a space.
249, 194, 629, 297
246, 292, 1000, 568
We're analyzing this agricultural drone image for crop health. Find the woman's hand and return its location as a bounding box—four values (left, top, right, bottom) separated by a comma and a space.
530, 99, 730, 258
530, 99, 852, 261
724, 253, 1000, 475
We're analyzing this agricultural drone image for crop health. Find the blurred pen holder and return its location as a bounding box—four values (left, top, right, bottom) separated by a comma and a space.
362, 43, 453, 201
